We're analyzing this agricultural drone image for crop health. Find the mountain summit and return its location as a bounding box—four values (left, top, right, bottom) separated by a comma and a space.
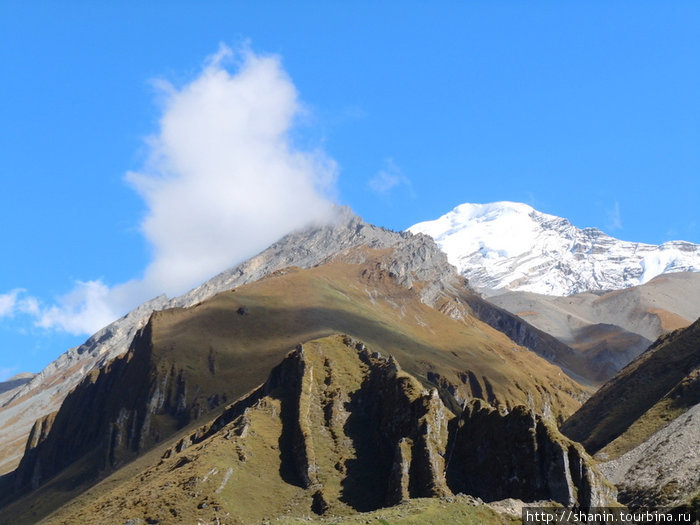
408, 201, 700, 296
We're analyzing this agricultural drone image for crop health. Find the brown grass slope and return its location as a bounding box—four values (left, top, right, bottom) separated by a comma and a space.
19, 335, 610, 525
561, 317, 700, 456
1, 250, 589, 521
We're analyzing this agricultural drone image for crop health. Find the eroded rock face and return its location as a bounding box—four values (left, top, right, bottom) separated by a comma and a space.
0, 208, 405, 475
9, 320, 210, 496
2, 207, 588, 478
155, 336, 613, 515
252, 337, 453, 511
6, 334, 612, 517
446, 399, 615, 508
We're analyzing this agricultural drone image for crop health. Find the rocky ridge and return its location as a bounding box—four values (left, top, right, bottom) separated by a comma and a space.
409, 201, 700, 296
0, 373, 35, 398
9, 335, 614, 524
0, 208, 418, 474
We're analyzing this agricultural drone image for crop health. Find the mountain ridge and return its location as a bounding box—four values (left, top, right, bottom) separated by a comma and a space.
5, 243, 589, 502
1, 335, 613, 524
487, 272, 700, 382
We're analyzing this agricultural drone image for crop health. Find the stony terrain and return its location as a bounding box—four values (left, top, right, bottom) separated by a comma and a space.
1, 242, 591, 518
599, 403, 699, 509
3, 202, 695, 522
0, 208, 426, 474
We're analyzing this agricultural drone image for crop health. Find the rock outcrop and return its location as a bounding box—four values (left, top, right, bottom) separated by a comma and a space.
11, 321, 158, 493
447, 399, 615, 508
3, 242, 595, 514
2, 335, 612, 523
158, 335, 454, 514
117, 337, 614, 520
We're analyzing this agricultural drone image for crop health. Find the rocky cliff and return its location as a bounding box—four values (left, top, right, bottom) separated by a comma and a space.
8, 335, 612, 525
1, 209, 591, 481
447, 399, 614, 508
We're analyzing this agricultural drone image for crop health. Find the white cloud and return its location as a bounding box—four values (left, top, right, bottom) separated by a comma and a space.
126, 44, 336, 297
36, 280, 117, 335
368, 159, 412, 195
0, 289, 40, 318
607, 201, 623, 231
19, 296, 40, 316
16, 44, 338, 336
0, 290, 19, 317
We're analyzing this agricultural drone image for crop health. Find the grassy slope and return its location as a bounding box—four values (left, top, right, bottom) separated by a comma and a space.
148, 257, 587, 421
272, 496, 522, 524
596, 367, 699, 460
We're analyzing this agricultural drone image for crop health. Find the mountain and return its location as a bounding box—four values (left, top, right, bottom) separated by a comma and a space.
1, 335, 612, 524
561, 319, 700, 508
3, 238, 587, 499
487, 272, 700, 382
0, 209, 599, 520
408, 201, 700, 296
0, 208, 403, 475
0, 209, 592, 476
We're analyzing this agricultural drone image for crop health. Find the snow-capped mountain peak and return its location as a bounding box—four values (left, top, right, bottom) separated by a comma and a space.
408, 201, 699, 296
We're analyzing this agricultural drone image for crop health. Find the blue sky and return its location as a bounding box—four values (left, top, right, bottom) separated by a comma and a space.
1, 2, 699, 378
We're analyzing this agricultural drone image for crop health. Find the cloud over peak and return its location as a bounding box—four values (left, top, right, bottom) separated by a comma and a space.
8, 44, 338, 336
127, 44, 337, 297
